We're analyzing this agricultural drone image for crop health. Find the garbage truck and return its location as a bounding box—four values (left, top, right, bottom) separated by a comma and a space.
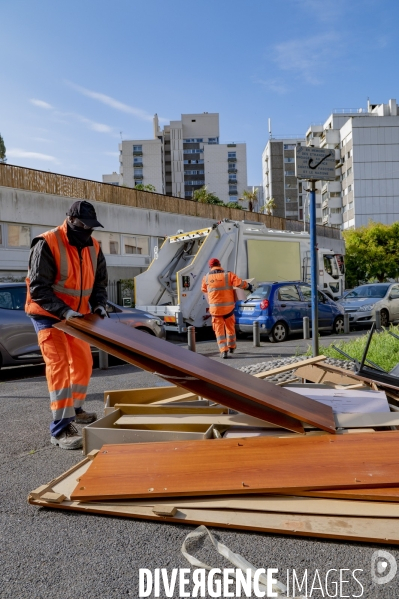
135, 220, 345, 333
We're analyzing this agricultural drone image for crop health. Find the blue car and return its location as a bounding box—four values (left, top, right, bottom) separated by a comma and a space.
234, 281, 345, 343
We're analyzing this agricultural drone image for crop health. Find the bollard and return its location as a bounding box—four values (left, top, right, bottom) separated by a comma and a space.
375, 310, 381, 330
99, 350, 109, 370
187, 326, 196, 352
253, 321, 260, 347
303, 316, 310, 339
344, 313, 350, 334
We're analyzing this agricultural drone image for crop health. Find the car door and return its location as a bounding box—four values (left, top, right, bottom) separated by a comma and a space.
299, 284, 333, 329
275, 284, 307, 331
388, 285, 399, 321
0, 286, 39, 357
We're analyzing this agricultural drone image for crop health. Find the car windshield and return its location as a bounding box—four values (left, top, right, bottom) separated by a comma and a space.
346, 284, 390, 299
246, 285, 271, 300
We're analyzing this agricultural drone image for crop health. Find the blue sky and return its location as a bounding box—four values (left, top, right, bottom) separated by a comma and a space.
1, 0, 398, 186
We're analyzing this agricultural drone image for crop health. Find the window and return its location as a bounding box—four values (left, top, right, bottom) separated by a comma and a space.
92, 231, 120, 255
183, 138, 203, 143
133, 168, 143, 176
229, 196, 238, 201
134, 181, 143, 187
316, 203, 321, 209
183, 149, 203, 154
0, 286, 26, 310
330, 207, 341, 214
185, 170, 204, 175
284, 170, 294, 176
229, 174, 237, 181
7, 225, 30, 247
284, 157, 295, 163
347, 167, 352, 177
122, 235, 149, 255
316, 217, 322, 223
184, 159, 204, 164
283, 144, 296, 150
299, 285, 311, 302
208, 138, 218, 144
228, 152, 236, 159
133, 157, 142, 164
278, 285, 300, 302
133, 145, 142, 152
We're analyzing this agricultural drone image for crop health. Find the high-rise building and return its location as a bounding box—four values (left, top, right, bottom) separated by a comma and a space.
103, 113, 248, 204
262, 138, 307, 221
305, 99, 399, 230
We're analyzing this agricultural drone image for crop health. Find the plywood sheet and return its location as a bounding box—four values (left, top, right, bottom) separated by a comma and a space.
57, 315, 335, 433
55, 320, 305, 434
71, 431, 399, 501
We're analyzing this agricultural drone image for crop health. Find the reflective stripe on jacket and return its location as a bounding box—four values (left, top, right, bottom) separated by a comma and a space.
201, 267, 248, 316
25, 219, 100, 319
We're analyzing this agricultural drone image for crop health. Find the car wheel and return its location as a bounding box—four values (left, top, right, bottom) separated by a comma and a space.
380, 309, 389, 327
333, 316, 345, 334
269, 321, 288, 343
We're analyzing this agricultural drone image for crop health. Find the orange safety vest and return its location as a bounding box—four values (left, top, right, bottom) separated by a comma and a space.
201, 267, 248, 316
25, 219, 100, 319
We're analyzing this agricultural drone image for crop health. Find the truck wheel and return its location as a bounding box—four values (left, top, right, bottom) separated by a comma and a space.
269, 322, 287, 343
333, 316, 345, 334
380, 309, 389, 327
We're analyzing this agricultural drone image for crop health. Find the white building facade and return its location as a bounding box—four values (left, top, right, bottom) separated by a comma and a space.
103, 113, 248, 205
305, 99, 399, 230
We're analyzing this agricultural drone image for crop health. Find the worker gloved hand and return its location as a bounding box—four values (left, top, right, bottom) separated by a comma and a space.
93, 305, 107, 318
247, 283, 254, 293
64, 309, 83, 320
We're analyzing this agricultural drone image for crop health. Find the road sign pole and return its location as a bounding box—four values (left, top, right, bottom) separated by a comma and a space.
309, 180, 319, 356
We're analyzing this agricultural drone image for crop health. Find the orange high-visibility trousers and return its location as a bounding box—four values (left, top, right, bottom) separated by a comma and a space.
37, 327, 92, 421
212, 313, 237, 353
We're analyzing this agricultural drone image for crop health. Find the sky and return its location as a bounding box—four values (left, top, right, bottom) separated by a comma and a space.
1, 0, 398, 186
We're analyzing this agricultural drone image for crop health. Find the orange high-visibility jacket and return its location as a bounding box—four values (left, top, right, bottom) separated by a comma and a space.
201, 267, 249, 316
25, 219, 100, 319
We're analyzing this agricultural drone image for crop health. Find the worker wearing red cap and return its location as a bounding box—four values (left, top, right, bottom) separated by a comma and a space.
201, 258, 253, 358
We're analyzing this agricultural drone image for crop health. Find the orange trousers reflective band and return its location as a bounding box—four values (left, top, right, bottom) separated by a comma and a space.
212, 313, 237, 353
37, 327, 92, 421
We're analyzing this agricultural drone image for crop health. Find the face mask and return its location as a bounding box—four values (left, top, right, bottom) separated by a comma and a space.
67, 221, 93, 244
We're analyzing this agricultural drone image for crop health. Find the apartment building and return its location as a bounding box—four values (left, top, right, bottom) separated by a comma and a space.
306, 99, 399, 230
262, 138, 308, 221
103, 113, 248, 204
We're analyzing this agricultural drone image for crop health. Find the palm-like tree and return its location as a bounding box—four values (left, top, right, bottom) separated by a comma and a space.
263, 197, 277, 216
240, 188, 258, 212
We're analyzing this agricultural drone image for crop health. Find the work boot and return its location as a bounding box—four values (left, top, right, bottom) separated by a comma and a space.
229, 348, 235, 354
75, 410, 97, 425
221, 351, 228, 359
50, 423, 83, 450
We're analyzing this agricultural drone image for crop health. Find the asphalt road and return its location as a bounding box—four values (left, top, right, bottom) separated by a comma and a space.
1, 330, 398, 598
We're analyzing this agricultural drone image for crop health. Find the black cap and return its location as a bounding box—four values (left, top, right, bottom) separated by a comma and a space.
67, 201, 103, 228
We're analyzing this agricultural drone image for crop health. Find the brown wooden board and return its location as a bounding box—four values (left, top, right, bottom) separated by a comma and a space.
294, 488, 399, 502
57, 315, 336, 433
70, 431, 399, 501
55, 320, 305, 433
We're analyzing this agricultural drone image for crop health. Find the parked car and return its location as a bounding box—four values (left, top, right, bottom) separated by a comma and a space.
234, 281, 345, 343
338, 282, 399, 328
0, 283, 165, 368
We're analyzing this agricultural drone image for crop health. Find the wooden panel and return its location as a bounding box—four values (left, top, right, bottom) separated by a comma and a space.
104, 386, 184, 406
55, 321, 305, 434
58, 315, 336, 433
71, 431, 399, 501
114, 405, 228, 415
296, 487, 399, 502
253, 356, 327, 379
27, 499, 399, 545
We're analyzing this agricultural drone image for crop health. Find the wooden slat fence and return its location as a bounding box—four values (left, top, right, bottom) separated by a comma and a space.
0, 163, 341, 240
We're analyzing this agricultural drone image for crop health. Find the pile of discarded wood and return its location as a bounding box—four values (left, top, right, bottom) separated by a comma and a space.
29, 317, 399, 545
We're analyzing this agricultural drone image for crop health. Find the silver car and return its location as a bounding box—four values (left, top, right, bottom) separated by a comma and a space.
338, 283, 399, 328
0, 283, 165, 368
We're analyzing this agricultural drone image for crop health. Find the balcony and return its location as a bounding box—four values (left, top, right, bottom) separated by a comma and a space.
227, 157, 237, 162
133, 150, 143, 156
228, 188, 238, 195
228, 179, 237, 185
228, 167, 237, 173
133, 173, 143, 180
133, 161, 143, 168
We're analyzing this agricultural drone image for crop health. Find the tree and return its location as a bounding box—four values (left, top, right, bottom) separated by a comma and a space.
262, 197, 277, 216
343, 221, 399, 287
192, 186, 224, 205
0, 134, 6, 163
134, 183, 156, 192
240, 188, 258, 212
